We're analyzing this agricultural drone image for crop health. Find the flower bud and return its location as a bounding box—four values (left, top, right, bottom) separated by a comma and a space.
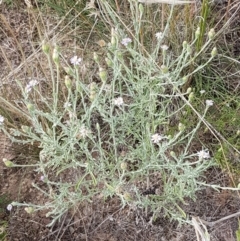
182, 41, 188, 49
105, 57, 113, 68
139, 3, 144, 14
161, 65, 169, 74
99, 67, 107, 82
123, 192, 132, 201
195, 27, 200, 38
89, 82, 97, 102
42, 40, 50, 55
189, 92, 194, 102
64, 67, 74, 76
182, 111, 187, 116
187, 45, 191, 54
170, 151, 176, 157
3, 158, 14, 167
211, 47, 217, 57
96, 123, 100, 131
52, 46, 60, 65
208, 28, 215, 40
217, 147, 223, 152
21, 125, 31, 133
64, 75, 72, 89
27, 103, 34, 111
115, 185, 123, 194
182, 76, 188, 83
111, 28, 117, 47
76, 82, 82, 93
178, 123, 185, 132
111, 36, 116, 47
120, 162, 128, 170
117, 51, 123, 60
160, 86, 165, 93
25, 207, 34, 214
186, 87, 192, 94
93, 52, 99, 64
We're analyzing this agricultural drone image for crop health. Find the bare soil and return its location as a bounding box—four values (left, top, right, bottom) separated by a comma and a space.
1, 154, 239, 241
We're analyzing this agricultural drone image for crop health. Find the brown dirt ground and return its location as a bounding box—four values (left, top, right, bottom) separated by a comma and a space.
1, 1, 240, 241
1, 153, 240, 241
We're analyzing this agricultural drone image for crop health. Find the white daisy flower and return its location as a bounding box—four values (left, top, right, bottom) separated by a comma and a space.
40, 175, 47, 182
114, 97, 124, 106
155, 32, 163, 40
70, 56, 82, 65
25, 80, 39, 93
121, 38, 132, 46
206, 99, 214, 107
151, 133, 164, 144
0, 115, 4, 125
64, 102, 72, 109
161, 45, 169, 51
7, 204, 13, 211
77, 126, 91, 139
197, 149, 210, 159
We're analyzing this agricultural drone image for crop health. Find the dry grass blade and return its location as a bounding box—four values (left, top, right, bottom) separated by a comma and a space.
0, 14, 26, 64
138, 0, 195, 4
192, 216, 210, 241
